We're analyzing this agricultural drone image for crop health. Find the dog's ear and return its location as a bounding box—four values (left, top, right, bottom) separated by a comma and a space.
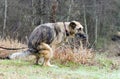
69, 21, 76, 29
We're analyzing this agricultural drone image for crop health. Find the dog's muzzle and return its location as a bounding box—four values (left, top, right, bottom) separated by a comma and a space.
75, 33, 87, 40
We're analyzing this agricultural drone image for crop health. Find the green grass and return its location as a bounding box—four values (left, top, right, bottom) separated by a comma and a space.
0, 56, 120, 79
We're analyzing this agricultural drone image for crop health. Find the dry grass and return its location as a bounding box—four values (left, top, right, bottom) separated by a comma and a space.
0, 38, 27, 58
0, 38, 27, 49
54, 45, 94, 65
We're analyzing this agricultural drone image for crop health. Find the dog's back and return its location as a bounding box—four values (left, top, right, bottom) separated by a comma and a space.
28, 23, 56, 53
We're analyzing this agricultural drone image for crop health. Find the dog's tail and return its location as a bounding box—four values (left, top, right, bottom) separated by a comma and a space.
6, 50, 32, 59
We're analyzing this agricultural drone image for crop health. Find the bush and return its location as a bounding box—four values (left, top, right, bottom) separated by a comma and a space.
54, 45, 94, 65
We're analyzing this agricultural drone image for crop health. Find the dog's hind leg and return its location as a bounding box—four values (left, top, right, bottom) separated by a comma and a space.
42, 50, 53, 67
38, 43, 57, 67
40, 49, 53, 67
43, 57, 51, 66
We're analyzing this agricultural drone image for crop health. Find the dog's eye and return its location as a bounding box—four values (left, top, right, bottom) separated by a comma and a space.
78, 28, 81, 31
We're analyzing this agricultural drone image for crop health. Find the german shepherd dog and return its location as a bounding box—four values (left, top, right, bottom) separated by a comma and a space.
7, 21, 86, 67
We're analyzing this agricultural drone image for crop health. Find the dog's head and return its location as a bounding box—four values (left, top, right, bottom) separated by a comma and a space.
68, 21, 87, 39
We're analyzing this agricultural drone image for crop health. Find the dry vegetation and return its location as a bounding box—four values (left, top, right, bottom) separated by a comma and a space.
54, 45, 94, 65
0, 38, 95, 66
0, 38, 27, 58
0, 38, 119, 67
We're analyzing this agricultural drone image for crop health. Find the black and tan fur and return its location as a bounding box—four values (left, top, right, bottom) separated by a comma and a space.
7, 21, 86, 67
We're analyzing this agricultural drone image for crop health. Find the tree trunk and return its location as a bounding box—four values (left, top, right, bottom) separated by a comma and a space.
94, 0, 98, 44
3, 0, 7, 38
83, 1, 89, 47
50, 0, 58, 23
67, 0, 73, 21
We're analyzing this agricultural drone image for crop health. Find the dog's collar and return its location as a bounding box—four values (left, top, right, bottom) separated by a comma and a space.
63, 22, 70, 36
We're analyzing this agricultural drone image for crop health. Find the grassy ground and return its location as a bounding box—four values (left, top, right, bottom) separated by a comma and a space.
0, 54, 120, 79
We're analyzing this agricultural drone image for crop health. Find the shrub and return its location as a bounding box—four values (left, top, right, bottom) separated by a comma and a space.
54, 45, 94, 65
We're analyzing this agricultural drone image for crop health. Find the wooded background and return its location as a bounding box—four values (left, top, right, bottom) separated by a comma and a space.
0, 0, 120, 49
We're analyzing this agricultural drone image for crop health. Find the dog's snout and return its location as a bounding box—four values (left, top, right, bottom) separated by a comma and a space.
75, 33, 87, 39
82, 34, 87, 39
